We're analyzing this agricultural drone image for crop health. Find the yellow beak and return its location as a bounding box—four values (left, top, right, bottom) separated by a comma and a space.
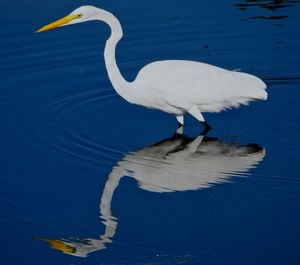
35, 14, 80, 33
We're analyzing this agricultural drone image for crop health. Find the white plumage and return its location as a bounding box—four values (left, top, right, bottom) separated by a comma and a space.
134, 60, 267, 113
36, 5, 267, 129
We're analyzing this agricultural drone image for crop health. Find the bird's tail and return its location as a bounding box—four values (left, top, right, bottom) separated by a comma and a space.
234, 72, 268, 101
251, 89, 268, 101
243, 76, 268, 101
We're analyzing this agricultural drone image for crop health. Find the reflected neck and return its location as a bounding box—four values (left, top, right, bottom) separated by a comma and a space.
100, 168, 124, 242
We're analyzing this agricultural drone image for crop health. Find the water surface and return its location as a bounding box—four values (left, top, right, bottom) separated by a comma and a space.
1, 0, 300, 264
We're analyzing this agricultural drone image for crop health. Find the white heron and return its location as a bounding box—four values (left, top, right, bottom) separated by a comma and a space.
36, 5, 268, 130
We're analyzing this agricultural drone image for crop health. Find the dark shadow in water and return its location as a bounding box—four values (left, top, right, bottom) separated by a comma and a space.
234, 0, 300, 20
251, 15, 289, 19
35, 132, 265, 257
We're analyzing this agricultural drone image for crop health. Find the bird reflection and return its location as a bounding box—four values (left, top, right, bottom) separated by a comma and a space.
36, 131, 265, 257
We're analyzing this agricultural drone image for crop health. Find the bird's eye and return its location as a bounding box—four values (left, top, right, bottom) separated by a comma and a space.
78, 14, 82, 18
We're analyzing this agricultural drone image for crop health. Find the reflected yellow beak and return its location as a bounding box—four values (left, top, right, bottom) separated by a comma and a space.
35, 14, 80, 33
34, 237, 76, 254
47, 239, 76, 254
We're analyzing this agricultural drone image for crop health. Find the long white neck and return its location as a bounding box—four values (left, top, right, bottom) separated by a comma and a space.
99, 10, 135, 103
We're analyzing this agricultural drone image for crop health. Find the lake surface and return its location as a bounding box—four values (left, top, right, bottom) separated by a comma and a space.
1, 0, 300, 264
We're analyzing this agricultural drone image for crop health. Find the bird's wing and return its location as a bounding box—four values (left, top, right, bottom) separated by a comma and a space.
135, 60, 267, 112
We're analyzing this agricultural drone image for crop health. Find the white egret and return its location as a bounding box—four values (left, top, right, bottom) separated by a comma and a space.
36, 5, 268, 130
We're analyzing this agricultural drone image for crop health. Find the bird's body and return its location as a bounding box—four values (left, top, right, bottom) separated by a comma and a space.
36, 5, 267, 129
133, 60, 267, 114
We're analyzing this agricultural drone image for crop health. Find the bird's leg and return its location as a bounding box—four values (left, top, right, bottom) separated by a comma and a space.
202, 121, 212, 130
174, 115, 184, 135
176, 115, 184, 127
188, 106, 212, 133
200, 122, 212, 135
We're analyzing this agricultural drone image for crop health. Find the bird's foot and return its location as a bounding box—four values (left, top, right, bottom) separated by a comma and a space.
171, 124, 184, 138
177, 122, 183, 128
201, 122, 212, 135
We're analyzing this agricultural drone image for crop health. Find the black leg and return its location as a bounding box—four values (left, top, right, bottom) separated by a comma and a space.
177, 122, 183, 128
201, 121, 212, 135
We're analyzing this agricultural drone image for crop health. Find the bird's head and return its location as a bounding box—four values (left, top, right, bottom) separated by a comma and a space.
35, 6, 102, 33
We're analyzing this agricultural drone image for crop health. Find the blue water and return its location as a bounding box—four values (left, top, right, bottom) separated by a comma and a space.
1, 0, 300, 264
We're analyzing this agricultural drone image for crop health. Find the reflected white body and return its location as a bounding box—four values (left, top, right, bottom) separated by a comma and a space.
37, 6, 268, 126
118, 135, 265, 192
38, 133, 265, 257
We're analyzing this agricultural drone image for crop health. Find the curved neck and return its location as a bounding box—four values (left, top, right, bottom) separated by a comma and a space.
99, 10, 134, 103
